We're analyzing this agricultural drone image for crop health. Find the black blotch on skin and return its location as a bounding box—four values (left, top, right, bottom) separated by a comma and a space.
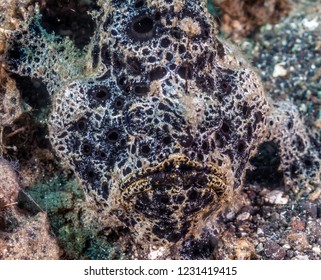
92, 44, 100, 68
134, 83, 150, 96
101, 44, 110, 65
296, 135, 305, 152
103, 15, 112, 31
84, 166, 97, 183
221, 121, 230, 135
117, 75, 127, 88
196, 51, 214, 70
102, 182, 110, 200
166, 52, 173, 61
140, 144, 151, 155
237, 140, 246, 154
162, 135, 171, 145
198, 20, 211, 40
90, 87, 111, 103
75, 117, 88, 132
130, 14, 154, 41
113, 53, 125, 73
127, 56, 143, 75
179, 133, 194, 148
160, 37, 171, 48
114, 97, 124, 109
178, 63, 193, 80
134, 0, 145, 9
253, 112, 263, 130
150, 67, 167, 81
107, 129, 120, 143
81, 141, 93, 156
122, 166, 132, 176
171, 28, 182, 39
117, 76, 131, 94
196, 75, 214, 93
97, 150, 107, 160
216, 39, 225, 58
218, 76, 233, 98
178, 44, 186, 54
148, 56, 157, 63
302, 155, 314, 169
6, 41, 26, 71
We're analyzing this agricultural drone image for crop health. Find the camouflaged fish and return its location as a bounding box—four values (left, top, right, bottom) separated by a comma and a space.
4, 0, 321, 259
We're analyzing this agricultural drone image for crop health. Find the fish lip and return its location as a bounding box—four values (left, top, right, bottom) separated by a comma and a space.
120, 154, 226, 200
118, 155, 227, 244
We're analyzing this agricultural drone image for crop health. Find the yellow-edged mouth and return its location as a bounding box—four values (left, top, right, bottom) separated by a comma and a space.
119, 154, 227, 243
121, 154, 226, 201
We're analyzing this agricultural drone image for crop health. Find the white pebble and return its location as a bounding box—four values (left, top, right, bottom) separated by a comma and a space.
265, 190, 288, 205
273, 63, 288, 77
237, 212, 250, 221
302, 17, 319, 30
312, 247, 320, 254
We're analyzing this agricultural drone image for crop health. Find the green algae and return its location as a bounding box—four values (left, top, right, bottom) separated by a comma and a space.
17, 175, 121, 259
18, 176, 83, 214
207, 0, 220, 16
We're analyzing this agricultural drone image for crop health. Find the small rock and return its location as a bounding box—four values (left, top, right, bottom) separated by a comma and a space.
256, 242, 264, 253
282, 244, 291, 249
312, 246, 320, 255
302, 17, 319, 30
290, 217, 305, 231
302, 202, 317, 219
257, 228, 264, 236
272, 63, 288, 77
264, 190, 288, 205
237, 212, 250, 221
308, 187, 321, 201
225, 210, 236, 221
234, 238, 257, 260
286, 250, 294, 258
287, 233, 310, 251
270, 212, 280, 222
263, 240, 286, 260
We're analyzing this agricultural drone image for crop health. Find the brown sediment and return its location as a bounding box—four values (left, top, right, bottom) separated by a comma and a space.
214, 0, 292, 38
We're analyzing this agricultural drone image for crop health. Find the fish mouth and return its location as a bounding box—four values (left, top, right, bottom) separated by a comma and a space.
120, 154, 227, 243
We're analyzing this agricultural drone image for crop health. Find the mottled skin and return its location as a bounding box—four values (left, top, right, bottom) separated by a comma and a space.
47, 0, 269, 251
4, 0, 320, 259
